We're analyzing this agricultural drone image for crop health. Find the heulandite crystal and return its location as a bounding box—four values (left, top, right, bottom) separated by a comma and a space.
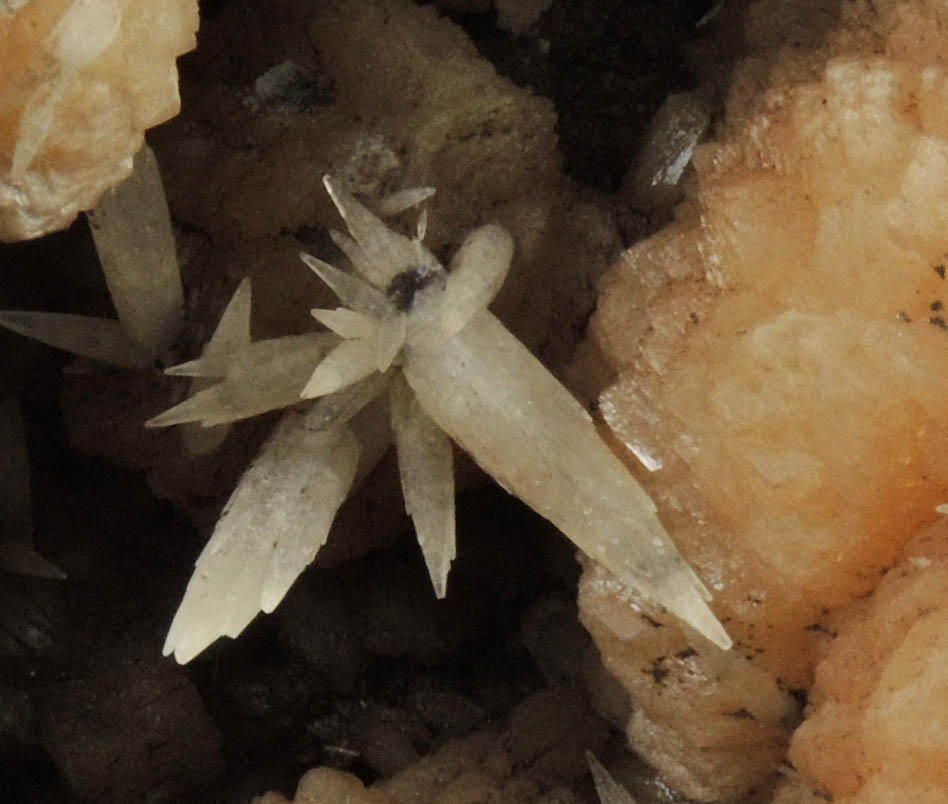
0, 0, 198, 241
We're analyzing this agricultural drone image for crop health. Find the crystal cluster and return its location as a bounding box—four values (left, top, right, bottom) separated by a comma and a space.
151, 177, 727, 663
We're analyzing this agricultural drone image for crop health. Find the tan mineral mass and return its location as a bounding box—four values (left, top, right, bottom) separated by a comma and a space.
0, 0, 198, 241
780, 520, 948, 803
577, 0, 948, 801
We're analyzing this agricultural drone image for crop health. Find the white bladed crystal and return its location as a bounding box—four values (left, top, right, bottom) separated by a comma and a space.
163, 410, 361, 663
586, 753, 640, 804
0, 310, 151, 369
403, 306, 730, 650
373, 310, 407, 372
180, 277, 253, 455
390, 376, 456, 598
87, 145, 185, 360
300, 252, 390, 317
442, 224, 514, 336
323, 176, 434, 286
148, 333, 333, 426
300, 337, 378, 399
377, 186, 436, 217
311, 307, 377, 340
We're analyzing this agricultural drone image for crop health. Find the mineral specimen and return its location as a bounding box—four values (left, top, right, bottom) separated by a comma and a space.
0, 0, 198, 240
576, 0, 948, 799
782, 519, 948, 802
154, 175, 729, 664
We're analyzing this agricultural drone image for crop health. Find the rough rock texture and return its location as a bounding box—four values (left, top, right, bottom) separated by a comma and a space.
260, 687, 609, 804
0, 0, 199, 240
40, 652, 223, 804
154, 0, 615, 368
575, 0, 948, 799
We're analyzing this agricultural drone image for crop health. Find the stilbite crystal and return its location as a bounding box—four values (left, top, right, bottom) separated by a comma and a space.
153, 175, 729, 663
87, 146, 184, 360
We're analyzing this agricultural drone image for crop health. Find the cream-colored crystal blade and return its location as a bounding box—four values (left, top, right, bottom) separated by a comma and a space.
163, 411, 361, 663
373, 310, 407, 372
403, 309, 731, 649
148, 334, 333, 427
586, 753, 639, 804
165, 333, 335, 378
377, 187, 436, 217
323, 176, 422, 286
390, 376, 456, 598
300, 337, 378, 399
311, 307, 377, 340
180, 278, 253, 455
328, 230, 378, 286
442, 224, 514, 336
299, 252, 390, 317
259, 425, 360, 613
303, 371, 391, 433
87, 145, 184, 360
0, 310, 151, 368
203, 277, 252, 354
415, 208, 428, 241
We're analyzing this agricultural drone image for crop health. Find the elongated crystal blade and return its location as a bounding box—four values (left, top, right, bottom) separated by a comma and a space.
0, 310, 151, 368
323, 176, 422, 286
403, 308, 730, 649
390, 376, 455, 598
148, 334, 333, 426
163, 412, 361, 663
88, 145, 184, 360
442, 224, 514, 336
300, 338, 378, 400
299, 252, 390, 318
180, 277, 253, 455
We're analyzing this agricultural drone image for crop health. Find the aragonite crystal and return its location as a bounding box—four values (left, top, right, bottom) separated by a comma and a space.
577, 0, 948, 799
0, 0, 198, 241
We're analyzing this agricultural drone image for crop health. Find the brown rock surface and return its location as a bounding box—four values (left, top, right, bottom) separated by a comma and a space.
261, 687, 609, 804
40, 654, 223, 804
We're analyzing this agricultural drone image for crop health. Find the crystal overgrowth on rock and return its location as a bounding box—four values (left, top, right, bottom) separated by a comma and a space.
0, 0, 199, 240
576, 0, 948, 799
149, 175, 730, 664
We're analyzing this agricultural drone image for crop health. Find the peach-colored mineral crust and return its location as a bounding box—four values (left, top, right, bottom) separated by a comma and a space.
580, 561, 798, 802
0, 0, 199, 241
778, 520, 948, 803
578, 0, 948, 799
